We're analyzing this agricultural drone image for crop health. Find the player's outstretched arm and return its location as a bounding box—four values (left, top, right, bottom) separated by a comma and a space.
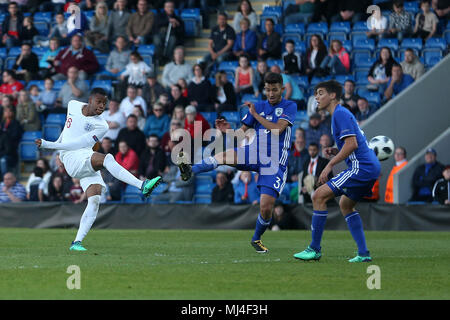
244, 102, 290, 135
37, 126, 107, 151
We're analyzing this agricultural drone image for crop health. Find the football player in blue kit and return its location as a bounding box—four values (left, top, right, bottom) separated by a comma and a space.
294, 80, 381, 262
177, 72, 297, 253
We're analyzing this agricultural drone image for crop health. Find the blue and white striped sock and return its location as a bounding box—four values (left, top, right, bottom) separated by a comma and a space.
251, 213, 272, 242
345, 211, 369, 256
309, 210, 328, 252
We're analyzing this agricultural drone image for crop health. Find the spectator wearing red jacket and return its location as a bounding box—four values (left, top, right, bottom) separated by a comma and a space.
52, 34, 99, 81
0, 70, 24, 103
319, 40, 350, 75
115, 140, 139, 177
184, 105, 211, 141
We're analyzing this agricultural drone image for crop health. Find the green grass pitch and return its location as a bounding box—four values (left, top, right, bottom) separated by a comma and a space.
0, 228, 449, 300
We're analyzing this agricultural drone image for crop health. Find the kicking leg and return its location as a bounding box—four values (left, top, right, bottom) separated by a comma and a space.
250, 190, 276, 253
340, 195, 372, 262
178, 149, 237, 180
70, 184, 102, 251
293, 183, 335, 261
91, 152, 161, 197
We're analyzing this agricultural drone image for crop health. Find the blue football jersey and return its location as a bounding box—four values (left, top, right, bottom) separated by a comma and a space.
241, 98, 297, 167
331, 104, 380, 175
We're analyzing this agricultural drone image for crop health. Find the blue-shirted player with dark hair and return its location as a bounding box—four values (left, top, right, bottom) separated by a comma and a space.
294, 80, 381, 262
178, 72, 297, 253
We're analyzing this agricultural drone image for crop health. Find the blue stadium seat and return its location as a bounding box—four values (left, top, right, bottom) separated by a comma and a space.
218, 61, 239, 73
342, 40, 352, 53
5, 57, 16, 69
310, 75, 332, 87
423, 37, 447, 52
353, 56, 376, 69
137, 44, 155, 55
294, 41, 306, 54
351, 21, 369, 39
266, 59, 283, 69
34, 21, 49, 36
46, 113, 67, 126
306, 22, 328, 38
8, 46, 21, 57
194, 194, 212, 204
32, 46, 47, 57
22, 131, 42, 141
352, 38, 376, 54
377, 38, 399, 52
329, 21, 351, 40
260, 22, 283, 34
34, 12, 53, 23
43, 124, 63, 141
295, 110, 308, 122
195, 182, 213, 195
328, 33, 347, 42
0, 13, 6, 23
291, 75, 308, 89
91, 79, 112, 95
260, 5, 282, 24
200, 112, 217, 126
19, 142, 40, 162
334, 74, 355, 85
423, 51, 442, 68
355, 71, 370, 86
241, 93, 259, 104
221, 111, 240, 124
404, 1, 419, 15
359, 90, 381, 107
400, 38, 423, 51
122, 185, 144, 203
181, 8, 201, 37
0, 47, 6, 59
283, 23, 305, 40
52, 80, 65, 91
444, 30, 450, 44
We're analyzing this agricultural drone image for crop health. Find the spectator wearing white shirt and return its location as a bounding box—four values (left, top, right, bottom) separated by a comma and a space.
366, 8, 388, 40
25, 158, 52, 200
101, 99, 126, 142
120, 51, 152, 97
162, 46, 193, 89
119, 85, 147, 118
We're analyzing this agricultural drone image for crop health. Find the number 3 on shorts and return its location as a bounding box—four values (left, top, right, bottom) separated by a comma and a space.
273, 177, 281, 190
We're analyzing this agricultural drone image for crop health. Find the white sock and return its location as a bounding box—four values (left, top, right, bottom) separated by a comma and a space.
75, 195, 101, 242
103, 153, 143, 189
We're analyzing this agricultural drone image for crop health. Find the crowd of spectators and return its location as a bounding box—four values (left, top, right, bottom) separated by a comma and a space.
0, 0, 447, 205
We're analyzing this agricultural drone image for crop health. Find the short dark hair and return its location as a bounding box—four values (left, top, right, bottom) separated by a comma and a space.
265, 18, 275, 25
393, 0, 404, 7
44, 77, 54, 83
264, 72, 283, 85
420, 0, 430, 5
357, 97, 368, 103
90, 87, 108, 97
344, 79, 355, 86
309, 142, 319, 149
392, 63, 402, 70
314, 80, 342, 100
285, 39, 295, 46
127, 114, 138, 121
148, 134, 159, 140
33, 166, 44, 178
218, 12, 228, 19
396, 146, 407, 157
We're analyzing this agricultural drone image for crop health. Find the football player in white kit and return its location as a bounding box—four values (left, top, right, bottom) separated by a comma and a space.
35, 88, 162, 251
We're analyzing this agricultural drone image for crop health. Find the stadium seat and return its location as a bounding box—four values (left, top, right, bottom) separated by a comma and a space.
294, 41, 306, 54
423, 38, 447, 52
19, 141, 40, 162
31, 46, 47, 57
354, 56, 376, 69
91, 79, 112, 95
352, 38, 376, 55
355, 71, 370, 86
0, 47, 6, 59
310, 75, 332, 87
329, 21, 351, 40
260, 22, 283, 35
283, 23, 305, 41
45, 113, 67, 126
260, 5, 282, 24
122, 185, 144, 203
218, 61, 239, 73
306, 22, 328, 38
423, 51, 442, 68
34, 21, 49, 36
0, 13, 6, 24
290, 75, 308, 89
266, 59, 283, 69
359, 90, 381, 107
241, 94, 259, 104
200, 112, 217, 126
195, 182, 213, 195
295, 110, 308, 122
351, 21, 369, 39
342, 40, 352, 53
328, 33, 347, 42
334, 74, 355, 85
404, 1, 419, 15
5, 57, 15, 70
194, 194, 212, 204
400, 38, 423, 51
181, 8, 202, 37
52, 80, 65, 91
377, 38, 399, 52
221, 111, 240, 124
22, 131, 42, 141
34, 11, 53, 23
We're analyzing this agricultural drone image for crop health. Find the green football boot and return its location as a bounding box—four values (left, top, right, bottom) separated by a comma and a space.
348, 254, 372, 263
69, 241, 87, 251
141, 176, 163, 197
293, 246, 322, 261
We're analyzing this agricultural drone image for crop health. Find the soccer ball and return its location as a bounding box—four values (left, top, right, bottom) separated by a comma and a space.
369, 135, 394, 161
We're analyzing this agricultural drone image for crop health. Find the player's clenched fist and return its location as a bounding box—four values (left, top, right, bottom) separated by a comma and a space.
35, 139, 42, 148
244, 102, 256, 116
323, 147, 338, 159
215, 118, 231, 133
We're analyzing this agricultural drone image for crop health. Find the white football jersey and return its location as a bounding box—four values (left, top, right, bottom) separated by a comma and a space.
60, 100, 109, 154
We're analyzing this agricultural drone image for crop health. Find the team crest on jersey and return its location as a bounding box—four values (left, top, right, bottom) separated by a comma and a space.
84, 123, 94, 131
275, 108, 283, 117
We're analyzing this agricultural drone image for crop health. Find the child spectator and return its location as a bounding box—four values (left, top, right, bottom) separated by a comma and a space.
36, 78, 57, 115
120, 52, 153, 94
283, 40, 302, 75
69, 178, 85, 203
29, 85, 40, 104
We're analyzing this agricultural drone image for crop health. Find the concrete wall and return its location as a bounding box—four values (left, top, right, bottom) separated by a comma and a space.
394, 127, 450, 203
360, 54, 450, 203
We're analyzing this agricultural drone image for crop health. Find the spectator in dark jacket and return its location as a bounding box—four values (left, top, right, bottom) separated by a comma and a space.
142, 71, 166, 107
212, 172, 235, 203
213, 71, 237, 114
304, 34, 328, 81
341, 80, 360, 115
0, 105, 23, 177
126, 0, 154, 46
257, 18, 281, 60
330, 0, 368, 24
12, 43, 39, 82
47, 174, 69, 202
152, 0, 185, 64
410, 148, 445, 202
116, 114, 147, 157
432, 165, 450, 205
287, 128, 309, 183
21, 16, 39, 45
1, 2, 23, 49
188, 64, 215, 112
52, 34, 100, 81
